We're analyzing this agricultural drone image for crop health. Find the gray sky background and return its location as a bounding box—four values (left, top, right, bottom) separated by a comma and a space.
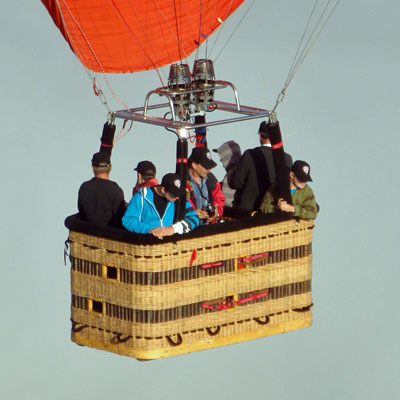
1, 1, 399, 399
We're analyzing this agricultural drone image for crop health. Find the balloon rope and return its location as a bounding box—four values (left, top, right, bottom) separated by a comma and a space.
59, 0, 130, 111
151, 0, 190, 66
55, 0, 93, 70
213, 0, 255, 62
55, 0, 110, 111
272, 0, 340, 115
195, 0, 204, 60
109, 0, 165, 87
182, 0, 196, 61
114, 120, 134, 144
205, 0, 219, 58
199, 0, 214, 58
173, 0, 182, 61
208, 0, 236, 59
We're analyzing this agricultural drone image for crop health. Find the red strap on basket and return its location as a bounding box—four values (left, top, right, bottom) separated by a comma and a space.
235, 291, 269, 306
201, 291, 270, 312
237, 252, 269, 269
190, 249, 197, 267
201, 261, 223, 269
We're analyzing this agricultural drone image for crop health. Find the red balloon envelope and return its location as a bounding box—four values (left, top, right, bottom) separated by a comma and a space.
42, 0, 244, 73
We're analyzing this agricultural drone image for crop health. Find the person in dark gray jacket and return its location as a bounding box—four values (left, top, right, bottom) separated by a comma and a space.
78, 152, 126, 227
229, 122, 292, 212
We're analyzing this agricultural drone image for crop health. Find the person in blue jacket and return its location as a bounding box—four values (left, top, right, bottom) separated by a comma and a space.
122, 173, 200, 239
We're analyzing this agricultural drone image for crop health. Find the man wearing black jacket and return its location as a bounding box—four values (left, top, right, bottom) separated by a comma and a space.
78, 152, 126, 228
229, 122, 292, 212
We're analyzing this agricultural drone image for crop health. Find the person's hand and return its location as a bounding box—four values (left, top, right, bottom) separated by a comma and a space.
196, 209, 209, 220
277, 198, 295, 213
206, 208, 219, 223
149, 226, 174, 239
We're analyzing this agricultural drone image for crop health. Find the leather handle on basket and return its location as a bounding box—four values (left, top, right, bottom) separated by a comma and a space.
206, 326, 221, 336
253, 315, 270, 325
293, 303, 313, 313
166, 334, 183, 347
116, 334, 132, 343
71, 320, 88, 332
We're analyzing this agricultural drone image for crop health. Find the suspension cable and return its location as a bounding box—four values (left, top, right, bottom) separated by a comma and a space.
59, 0, 130, 112
55, 0, 110, 112
271, 0, 340, 116
114, 120, 134, 144
182, 0, 196, 62
204, 0, 219, 59
213, 0, 255, 62
109, 0, 165, 87
195, 0, 204, 60
151, 0, 191, 68
207, 0, 236, 59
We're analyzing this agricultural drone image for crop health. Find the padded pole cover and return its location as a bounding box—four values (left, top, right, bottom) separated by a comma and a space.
174, 138, 189, 222
99, 122, 116, 155
268, 121, 293, 205
194, 115, 207, 148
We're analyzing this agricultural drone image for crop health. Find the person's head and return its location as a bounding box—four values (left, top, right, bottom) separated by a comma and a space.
159, 173, 186, 202
91, 152, 111, 176
134, 160, 156, 184
258, 121, 270, 144
213, 141, 241, 170
290, 160, 313, 189
188, 147, 217, 178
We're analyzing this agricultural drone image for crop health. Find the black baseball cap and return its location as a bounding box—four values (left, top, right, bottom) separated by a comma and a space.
91, 152, 111, 167
189, 147, 217, 169
134, 160, 156, 177
160, 173, 186, 197
291, 160, 313, 182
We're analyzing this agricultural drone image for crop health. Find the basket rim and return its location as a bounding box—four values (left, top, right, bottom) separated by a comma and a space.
65, 211, 312, 246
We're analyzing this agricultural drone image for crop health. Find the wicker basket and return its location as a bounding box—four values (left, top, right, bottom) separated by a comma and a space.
67, 217, 314, 359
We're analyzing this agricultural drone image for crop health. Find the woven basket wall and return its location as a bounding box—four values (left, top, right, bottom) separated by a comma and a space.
68, 218, 314, 359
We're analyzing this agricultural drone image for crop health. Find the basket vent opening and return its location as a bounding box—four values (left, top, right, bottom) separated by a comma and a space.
92, 300, 103, 314
106, 266, 118, 280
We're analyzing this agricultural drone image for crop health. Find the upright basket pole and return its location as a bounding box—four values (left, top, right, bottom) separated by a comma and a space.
174, 137, 189, 222
99, 122, 116, 155
268, 121, 292, 205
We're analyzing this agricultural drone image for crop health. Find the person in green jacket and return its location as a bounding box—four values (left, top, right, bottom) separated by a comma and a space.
260, 160, 318, 220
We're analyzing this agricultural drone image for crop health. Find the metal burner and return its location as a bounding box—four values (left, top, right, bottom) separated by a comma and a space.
192, 59, 215, 112
167, 63, 192, 121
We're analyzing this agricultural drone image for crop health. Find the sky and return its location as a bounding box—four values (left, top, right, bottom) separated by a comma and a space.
1, 1, 399, 399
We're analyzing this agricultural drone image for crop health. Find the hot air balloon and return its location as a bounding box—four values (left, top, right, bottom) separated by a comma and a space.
41, 0, 335, 360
